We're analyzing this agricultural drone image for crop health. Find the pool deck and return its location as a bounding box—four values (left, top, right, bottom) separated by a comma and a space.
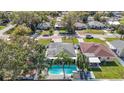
46, 74, 72, 80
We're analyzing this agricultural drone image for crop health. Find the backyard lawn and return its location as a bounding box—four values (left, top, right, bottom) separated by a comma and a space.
0, 26, 5, 30
62, 37, 78, 44
77, 29, 105, 35
38, 39, 52, 45
105, 38, 124, 42
92, 60, 124, 79
83, 38, 106, 45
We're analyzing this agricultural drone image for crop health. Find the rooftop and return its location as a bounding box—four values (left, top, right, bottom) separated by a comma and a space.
80, 42, 115, 57
46, 42, 76, 58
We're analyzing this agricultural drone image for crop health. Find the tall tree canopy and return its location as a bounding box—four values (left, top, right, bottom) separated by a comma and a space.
0, 36, 47, 80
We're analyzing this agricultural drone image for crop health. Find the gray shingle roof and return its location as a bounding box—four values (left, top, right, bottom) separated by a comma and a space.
88, 21, 105, 27
37, 22, 51, 29
110, 40, 124, 52
46, 43, 76, 57
74, 22, 87, 28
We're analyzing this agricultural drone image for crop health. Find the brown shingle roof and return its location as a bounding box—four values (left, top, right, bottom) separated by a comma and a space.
80, 42, 115, 57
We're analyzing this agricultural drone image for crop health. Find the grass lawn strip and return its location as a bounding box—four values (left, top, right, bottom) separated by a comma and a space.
83, 38, 106, 45
62, 37, 78, 44
0, 26, 5, 30
38, 39, 52, 45
77, 29, 105, 35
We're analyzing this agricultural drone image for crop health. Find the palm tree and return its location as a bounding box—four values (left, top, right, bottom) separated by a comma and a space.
53, 51, 73, 79
117, 25, 124, 39
77, 53, 86, 70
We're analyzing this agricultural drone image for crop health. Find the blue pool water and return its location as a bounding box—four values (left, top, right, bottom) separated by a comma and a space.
48, 65, 78, 75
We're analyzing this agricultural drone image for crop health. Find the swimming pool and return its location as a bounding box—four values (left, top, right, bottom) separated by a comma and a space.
48, 65, 78, 75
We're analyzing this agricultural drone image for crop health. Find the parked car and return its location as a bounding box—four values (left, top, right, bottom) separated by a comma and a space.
31, 33, 39, 39
86, 34, 93, 39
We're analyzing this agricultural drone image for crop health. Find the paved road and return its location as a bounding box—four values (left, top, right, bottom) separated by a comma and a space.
0, 24, 16, 40
105, 40, 124, 67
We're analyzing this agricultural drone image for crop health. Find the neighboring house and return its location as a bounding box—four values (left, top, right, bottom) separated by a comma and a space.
112, 11, 122, 18
87, 21, 106, 29
54, 22, 64, 30
37, 22, 51, 30
107, 18, 120, 25
0, 19, 10, 25
74, 22, 87, 30
46, 42, 77, 60
56, 17, 63, 22
87, 16, 94, 22
110, 40, 124, 58
107, 21, 120, 25
80, 42, 115, 67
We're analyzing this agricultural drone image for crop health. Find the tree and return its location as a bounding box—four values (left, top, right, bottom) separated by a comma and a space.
50, 18, 56, 28
94, 13, 101, 21
117, 25, 124, 39
63, 12, 77, 34
53, 51, 73, 79
49, 28, 54, 36
77, 53, 87, 71
12, 24, 32, 36
0, 36, 47, 80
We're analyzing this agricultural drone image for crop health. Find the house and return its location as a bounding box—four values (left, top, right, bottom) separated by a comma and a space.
110, 40, 124, 58
107, 18, 120, 25
56, 17, 63, 22
112, 11, 122, 18
80, 42, 115, 67
87, 21, 106, 29
46, 43, 77, 60
37, 22, 51, 30
87, 16, 94, 22
54, 22, 64, 30
74, 22, 87, 30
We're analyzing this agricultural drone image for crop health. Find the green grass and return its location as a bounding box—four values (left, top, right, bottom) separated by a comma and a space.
120, 18, 124, 25
59, 30, 67, 34
105, 38, 124, 42
41, 31, 50, 36
83, 38, 106, 45
78, 29, 105, 35
0, 26, 5, 30
62, 37, 78, 44
38, 39, 52, 45
92, 60, 124, 79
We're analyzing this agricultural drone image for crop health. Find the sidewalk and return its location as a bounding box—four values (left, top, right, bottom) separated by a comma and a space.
77, 38, 84, 43
116, 57, 124, 67
52, 38, 62, 42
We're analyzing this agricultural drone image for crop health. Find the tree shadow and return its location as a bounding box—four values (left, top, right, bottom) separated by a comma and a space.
89, 67, 102, 72
100, 61, 118, 66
